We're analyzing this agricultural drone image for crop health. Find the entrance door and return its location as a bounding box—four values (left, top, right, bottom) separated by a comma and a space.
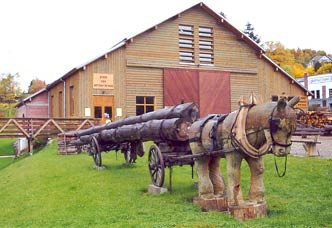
92, 96, 114, 123
164, 68, 230, 117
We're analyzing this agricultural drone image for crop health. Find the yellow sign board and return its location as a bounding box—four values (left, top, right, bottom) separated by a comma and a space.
295, 96, 308, 110
93, 73, 114, 89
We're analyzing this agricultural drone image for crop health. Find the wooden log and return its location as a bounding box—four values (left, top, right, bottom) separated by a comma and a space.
193, 196, 228, 212
228, 201, 267, 220
100, 118, 191, 143
75, 103, 198, 137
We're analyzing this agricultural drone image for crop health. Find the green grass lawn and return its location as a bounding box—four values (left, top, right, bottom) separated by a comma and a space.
0, 141, 331, 227
0, 138, 16, 156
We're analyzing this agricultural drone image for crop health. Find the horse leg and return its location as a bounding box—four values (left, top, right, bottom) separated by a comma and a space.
245, 156, 265, 203
208, 156, 226, 196
225, 152, 244, 206
195, 157, 214, 199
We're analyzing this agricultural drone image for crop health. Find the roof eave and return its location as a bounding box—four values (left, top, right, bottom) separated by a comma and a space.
262, 54, 312, 96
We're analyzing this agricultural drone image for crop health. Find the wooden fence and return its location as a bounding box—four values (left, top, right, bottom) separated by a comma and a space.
0, 118, 100, 154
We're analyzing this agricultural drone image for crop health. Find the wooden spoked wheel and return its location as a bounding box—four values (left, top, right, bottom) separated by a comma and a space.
90, 136, 102, 167
148, 145, 165, 187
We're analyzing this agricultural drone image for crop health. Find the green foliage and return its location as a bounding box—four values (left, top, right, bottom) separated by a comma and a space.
28, 78, 46, 94
0, 140, 331, 227
243, 22, 261, 44
0, 73, 22, 103
0, 73, 23, 117
0, 103, 17, 117
0, 138, 16, 156
317, 63, 332, 74
314, 61, 322, 71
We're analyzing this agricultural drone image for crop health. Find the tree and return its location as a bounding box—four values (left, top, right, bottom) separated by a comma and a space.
0, 73, 22, 117
0, 73, 22, 103
317, 63, 332, 74
28, 78, 46, 94
219, 11, 227, 18
314, 62, 322, 72
243, 22, 261, 44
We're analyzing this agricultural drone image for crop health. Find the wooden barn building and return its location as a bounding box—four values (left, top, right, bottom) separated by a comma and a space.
39, 2, 308, 123
16, 88, 48, 118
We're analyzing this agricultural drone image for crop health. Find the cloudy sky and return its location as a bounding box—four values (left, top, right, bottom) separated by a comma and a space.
0, 0, 331, 91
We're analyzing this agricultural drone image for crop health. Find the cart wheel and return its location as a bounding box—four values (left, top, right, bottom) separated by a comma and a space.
148, 145, 165, 187
90, 136, 102, 167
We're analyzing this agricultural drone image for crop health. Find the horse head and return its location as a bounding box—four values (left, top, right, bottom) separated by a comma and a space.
269, 96, 299, 157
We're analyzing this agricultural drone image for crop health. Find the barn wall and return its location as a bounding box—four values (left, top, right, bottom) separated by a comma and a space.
16, 91, 49, 118
126, 5, 307, 112
65, 72, 80, 117
49, 82, 64, 117
126, 67, 164, 117
126, 6, 259, 74
258, 60, 308, 106
79, 48, 126, 118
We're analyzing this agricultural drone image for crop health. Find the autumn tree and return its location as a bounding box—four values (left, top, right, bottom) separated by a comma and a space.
0, 73, 22, 103
264, 41, 294, 66
243, 22, 261, 44
0, 73, 22, 117
28, 78, 46, 94
317, 63, 332, 74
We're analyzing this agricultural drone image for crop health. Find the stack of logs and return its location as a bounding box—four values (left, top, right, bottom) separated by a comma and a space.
58, 133, 83, 155
58, 103, 199, 154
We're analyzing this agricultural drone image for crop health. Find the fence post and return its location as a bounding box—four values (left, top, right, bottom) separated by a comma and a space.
28, 138, 33, 155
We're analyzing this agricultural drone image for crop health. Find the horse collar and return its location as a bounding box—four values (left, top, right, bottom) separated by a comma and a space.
230, 105, 272, 158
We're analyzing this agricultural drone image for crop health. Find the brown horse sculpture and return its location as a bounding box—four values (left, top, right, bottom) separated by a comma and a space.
189, 96, 299, 207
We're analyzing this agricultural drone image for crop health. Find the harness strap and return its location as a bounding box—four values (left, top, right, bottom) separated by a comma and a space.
230, 105, 272, 158
209, 114, 228, 152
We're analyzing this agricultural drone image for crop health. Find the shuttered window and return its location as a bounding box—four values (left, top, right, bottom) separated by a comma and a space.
179, 25, 194, 63
199, 27, 214, 64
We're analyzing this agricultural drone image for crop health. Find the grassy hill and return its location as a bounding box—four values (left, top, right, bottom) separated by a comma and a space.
0, 141, 331, 227
0, 138, 16, 156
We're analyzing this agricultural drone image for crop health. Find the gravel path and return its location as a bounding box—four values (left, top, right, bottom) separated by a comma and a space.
291, 135, 332, 158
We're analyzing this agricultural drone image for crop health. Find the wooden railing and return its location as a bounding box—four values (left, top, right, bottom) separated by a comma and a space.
0, 118, 100, 154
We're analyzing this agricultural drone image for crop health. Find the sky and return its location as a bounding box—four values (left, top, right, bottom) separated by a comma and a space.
0, 0, 331, 92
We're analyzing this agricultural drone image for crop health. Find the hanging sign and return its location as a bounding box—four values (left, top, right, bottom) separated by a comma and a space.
93, 73, 114, 89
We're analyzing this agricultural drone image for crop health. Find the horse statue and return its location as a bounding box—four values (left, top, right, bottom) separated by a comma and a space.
189, 94, 299, 216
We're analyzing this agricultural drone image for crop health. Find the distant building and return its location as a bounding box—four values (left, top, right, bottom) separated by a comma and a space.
298, 73, 332, 109
16, 88, 48, 118
308, 56, 332, 67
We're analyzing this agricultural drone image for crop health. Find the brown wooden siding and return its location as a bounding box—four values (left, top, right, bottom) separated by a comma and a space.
126, 6, 259, 74
79, 48, 126, 119
126, 5, 306, 110
257, 60, 305, 103
49, 82, 64, 117
230, 73, 259, 111
126, 67, 163, 117
65, 72, 80, 117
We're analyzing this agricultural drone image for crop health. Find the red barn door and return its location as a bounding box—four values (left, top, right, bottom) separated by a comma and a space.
164, 68, 230, 117
199, 70, 230, 117
164, 68, 199, 106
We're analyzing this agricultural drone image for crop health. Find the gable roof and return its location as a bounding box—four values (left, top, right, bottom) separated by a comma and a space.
44, 2, 309, 95
15, 88, 47, 108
